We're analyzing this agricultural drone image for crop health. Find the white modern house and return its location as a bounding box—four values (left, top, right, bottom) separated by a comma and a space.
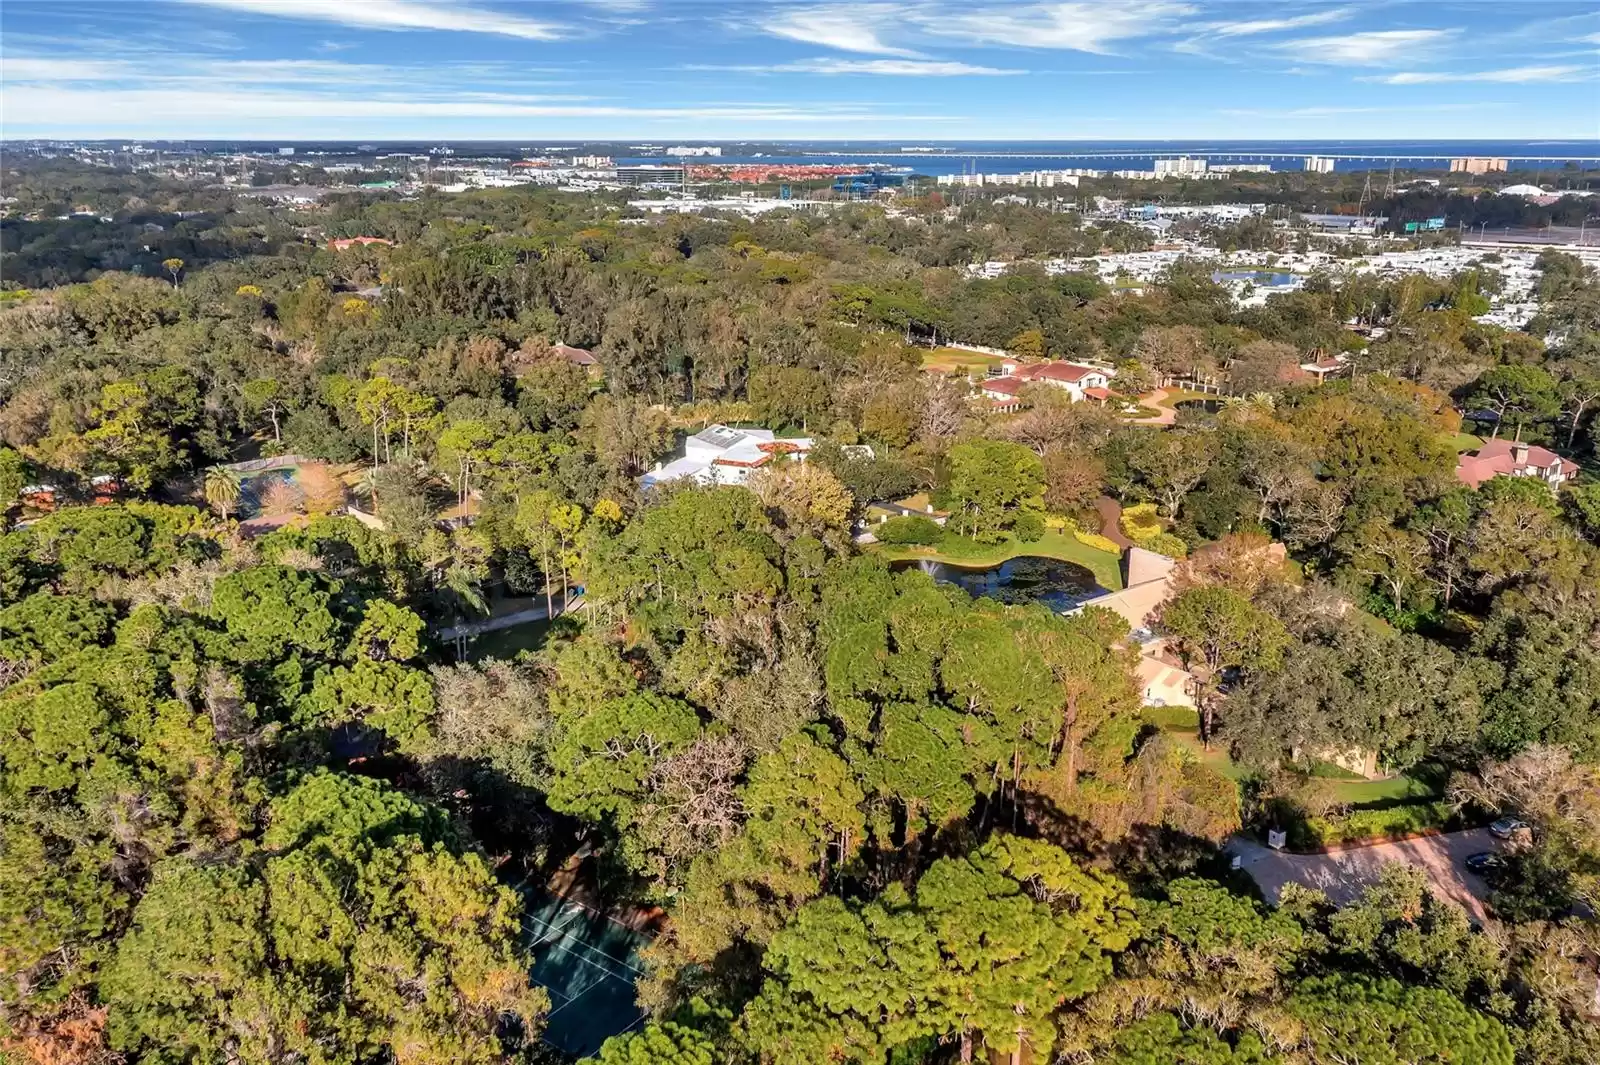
641, 424, 814, 488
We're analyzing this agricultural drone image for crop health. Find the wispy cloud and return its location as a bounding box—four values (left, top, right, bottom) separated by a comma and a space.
757, 5, 921, 57
3, 84, 947, 129
175, 0, 568, 41
0, 46, 953, 135
1221, 102, 1497, 118
918, 2, 1195, 53
1367, 65, 1593, 84
711, 57, 1024, 76
1273, 28, 1458, 66
0, 54, 572, 90
1199, 8, 1354, 38
1, 56, 139, 81
755, 1, 1194, 57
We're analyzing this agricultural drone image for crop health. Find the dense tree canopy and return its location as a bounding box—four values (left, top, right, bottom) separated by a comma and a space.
2, 162, 1598, 1065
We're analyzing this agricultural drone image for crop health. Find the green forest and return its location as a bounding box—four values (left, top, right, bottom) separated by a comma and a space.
1, 165, 1598, 1064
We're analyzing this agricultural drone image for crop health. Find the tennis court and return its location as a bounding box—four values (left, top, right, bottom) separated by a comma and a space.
524, 890, 653, 1058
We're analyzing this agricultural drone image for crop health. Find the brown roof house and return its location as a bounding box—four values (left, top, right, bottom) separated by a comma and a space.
552, 343, 598, 368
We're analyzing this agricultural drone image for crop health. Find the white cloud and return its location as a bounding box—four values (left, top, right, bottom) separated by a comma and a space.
1273, 29, 1457, 66
759, 5, 922, 57
916, 2, 1194, 53
0, 56, 138, 80
720, 57, 1024, 76
0, 83, 945, 127
0, 54, 516, 90
1369, 65, 1592, 84
176, 0, 567, 41
1199, 8, 1353, 37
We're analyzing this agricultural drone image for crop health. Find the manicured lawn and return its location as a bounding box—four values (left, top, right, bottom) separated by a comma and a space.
872, 529, 1125, 591
1452, 431, 1483, 453
1161, 721, 1446, 804
1160, 721, 1252, 781
921, 347, 1005, 374
1320, 773, 1441, 805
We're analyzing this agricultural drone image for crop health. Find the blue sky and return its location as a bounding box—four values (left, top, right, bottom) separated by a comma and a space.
1, 1, 1596, 140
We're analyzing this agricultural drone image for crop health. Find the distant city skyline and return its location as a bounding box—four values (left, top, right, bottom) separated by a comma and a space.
2, 0, 1596, 140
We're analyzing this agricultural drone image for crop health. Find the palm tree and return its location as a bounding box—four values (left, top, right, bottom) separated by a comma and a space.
203, 465, 240, 521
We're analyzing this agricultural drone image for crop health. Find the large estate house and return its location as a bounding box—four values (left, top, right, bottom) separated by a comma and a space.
988, 359, 1113, 403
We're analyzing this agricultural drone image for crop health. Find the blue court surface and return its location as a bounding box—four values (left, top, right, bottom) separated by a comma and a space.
524, 891, 653, 1058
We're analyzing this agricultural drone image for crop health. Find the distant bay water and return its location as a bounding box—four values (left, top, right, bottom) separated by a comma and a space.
108, 138, 1600, 175
610, 140, 1600, 176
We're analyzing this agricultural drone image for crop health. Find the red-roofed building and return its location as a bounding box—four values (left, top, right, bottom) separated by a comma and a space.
978, 375, 1026, 413
1455, 437, 1575, 490
998, 359, 1112, 401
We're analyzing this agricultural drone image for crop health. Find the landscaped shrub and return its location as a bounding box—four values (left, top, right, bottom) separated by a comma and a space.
1119, 502, 1187, 558
1278, 799, 1457, 852
1143, 532, 1188, 558
876, 515, 943, 545
1012, 510, 1045, 542
1073, 528, 1123, 554
1140, 704, 1200, 730
1121, 501, 1161, 535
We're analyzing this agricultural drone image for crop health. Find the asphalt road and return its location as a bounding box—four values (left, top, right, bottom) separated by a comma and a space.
1227, 828, 1499, 922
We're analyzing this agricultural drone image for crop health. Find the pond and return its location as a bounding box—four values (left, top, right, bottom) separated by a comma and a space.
1212, 270, 1297, 287
892, 555, 1106, 612
1174, 397, 1224, 414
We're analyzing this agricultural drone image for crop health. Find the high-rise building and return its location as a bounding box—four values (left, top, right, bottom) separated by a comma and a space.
1153, 157, 1207, 177
1304, 156, 1335, 173
614, 164, 685, 186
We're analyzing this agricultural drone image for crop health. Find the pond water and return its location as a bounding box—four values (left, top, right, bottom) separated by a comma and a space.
1212, 270, 1297, 287
892, 555, 1106, 612
1174, 397, 1225, 414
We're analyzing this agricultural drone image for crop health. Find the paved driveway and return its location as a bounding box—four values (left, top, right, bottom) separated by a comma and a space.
1130, 388, 1180, 426
1226, 828, 1498, 922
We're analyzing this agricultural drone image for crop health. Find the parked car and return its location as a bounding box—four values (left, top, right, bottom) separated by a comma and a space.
1465, 851, 1507, 876
1489, 817, 1529, 840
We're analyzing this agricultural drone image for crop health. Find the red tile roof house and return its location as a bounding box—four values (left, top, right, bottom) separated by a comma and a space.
978, 375, 1027, 413
1455, 437, 1576, 490
995, 359, 1112, 402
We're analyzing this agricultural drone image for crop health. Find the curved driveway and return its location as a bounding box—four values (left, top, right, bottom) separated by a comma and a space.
1227, 828, 1497, 922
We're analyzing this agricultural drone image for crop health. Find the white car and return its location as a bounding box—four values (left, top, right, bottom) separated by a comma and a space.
1489, 817, 1529, 840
